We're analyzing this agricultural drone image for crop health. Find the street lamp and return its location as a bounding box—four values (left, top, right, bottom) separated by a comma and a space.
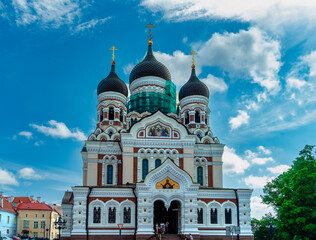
54, 216, 67, 240
267, 220, 276, 240
226, 225, 240, 240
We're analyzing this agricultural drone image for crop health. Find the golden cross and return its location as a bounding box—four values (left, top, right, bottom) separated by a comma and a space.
190, 50, 197, 64
145, 23, 155, 40
109, 46, 118, 61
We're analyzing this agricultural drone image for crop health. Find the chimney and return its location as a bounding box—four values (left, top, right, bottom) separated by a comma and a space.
37, 197, 41, 202
10, 195, 14, 203
0, 192, 3, 208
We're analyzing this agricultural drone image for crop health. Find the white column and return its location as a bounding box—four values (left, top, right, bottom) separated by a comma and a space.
114, 163, 117, 185
205, 164, 208, 187
102, 161, 105, 185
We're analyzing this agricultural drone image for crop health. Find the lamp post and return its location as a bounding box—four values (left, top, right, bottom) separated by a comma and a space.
267, 220, 276, 240
54, 216, 67, 240
226, 226, 240, 240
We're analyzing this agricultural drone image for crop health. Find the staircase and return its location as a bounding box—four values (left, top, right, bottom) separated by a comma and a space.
161, 234, 182, 240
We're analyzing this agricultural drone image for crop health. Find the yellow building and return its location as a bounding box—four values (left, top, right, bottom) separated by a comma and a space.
16, 202, 59, 239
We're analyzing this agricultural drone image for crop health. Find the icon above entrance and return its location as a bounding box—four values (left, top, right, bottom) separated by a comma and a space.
156, 177, 180, 189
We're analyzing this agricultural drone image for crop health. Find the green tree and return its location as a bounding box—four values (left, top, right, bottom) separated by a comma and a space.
262, 145, 316, 240
251, 213, 278, 240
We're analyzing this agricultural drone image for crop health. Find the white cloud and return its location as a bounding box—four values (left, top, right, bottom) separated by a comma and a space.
257, 146, 272, 155
34, 140, 44, 146
267, 164, 290, 175
201, 74, 228, 94
251, 196, 275, 219
286, 78, 308, 89
12, 0, 81, 28
154, 50, 192, 87
0, 168, 19, 186
251, 157, 274, 165
18, 167, 42, 180
18, 131, 33, 139
243, 175, 273, 189
222, 146, 250, 175
245, 149, 274, 165
30, 120, 86, 141
72, 17, 111, 34
141, 0, 316, 41
196, 27, 281, 93
229, 110, 249, 130
123, 63, 135, 75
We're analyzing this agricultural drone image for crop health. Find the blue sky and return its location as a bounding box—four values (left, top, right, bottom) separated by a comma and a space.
1, 0, 316, 219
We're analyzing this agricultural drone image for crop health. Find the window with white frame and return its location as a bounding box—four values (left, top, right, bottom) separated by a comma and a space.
107, 165, 113, 184
23, 220, 29, 228
93, 206, 101, 223
142, 159, 149, 180
197, 208, 203, 224
108, 207, 116, 223
225, 208, 232, 224
197, 166, 203, 185
210, 208, 218, 224
123, 206, 131, 224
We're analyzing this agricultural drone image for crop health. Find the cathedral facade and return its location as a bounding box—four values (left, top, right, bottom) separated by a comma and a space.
61, 32, 253, 240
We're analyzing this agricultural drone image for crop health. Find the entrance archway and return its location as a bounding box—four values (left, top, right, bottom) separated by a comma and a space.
153, 200, 181, 234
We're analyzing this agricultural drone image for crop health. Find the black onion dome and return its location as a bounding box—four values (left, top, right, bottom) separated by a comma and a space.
97, 63, 128, 97
179, 67, 209, 101
129, 44, 171, 84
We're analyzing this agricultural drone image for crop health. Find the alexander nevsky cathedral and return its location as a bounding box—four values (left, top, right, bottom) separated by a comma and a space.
61, 25, 253, 240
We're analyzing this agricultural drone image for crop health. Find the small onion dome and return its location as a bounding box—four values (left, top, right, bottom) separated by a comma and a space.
129, 43, 171, 84
97, 61, 128, 97
179, 66, 209, 101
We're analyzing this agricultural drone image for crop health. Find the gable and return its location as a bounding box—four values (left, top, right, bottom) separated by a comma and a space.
127, 111, 192, 140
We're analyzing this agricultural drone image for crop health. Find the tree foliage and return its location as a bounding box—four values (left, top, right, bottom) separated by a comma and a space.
251, 213, 278, 240
262, 145, 316, 240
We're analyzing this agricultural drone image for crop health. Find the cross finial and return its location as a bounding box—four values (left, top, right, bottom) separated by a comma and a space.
109, 46, 118, 64
190, 50, 197, 68
145, 23, 155, 44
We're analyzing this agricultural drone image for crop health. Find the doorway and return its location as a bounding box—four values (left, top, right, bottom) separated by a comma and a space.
154, 200, 181, 234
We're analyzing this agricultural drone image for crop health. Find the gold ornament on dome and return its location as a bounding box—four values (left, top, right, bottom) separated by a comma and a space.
109, 46, 118, 64
190, 50, 197, 69
145, 23, 155, 45
156, 177, 180, 189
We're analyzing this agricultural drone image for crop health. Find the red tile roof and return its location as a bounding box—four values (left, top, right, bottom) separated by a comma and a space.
12, 197, 37, 204
0, 197, 17, 214
16, 202, 53, 211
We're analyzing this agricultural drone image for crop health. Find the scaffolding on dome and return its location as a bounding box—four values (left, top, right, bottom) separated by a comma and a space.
127, 80, 177, 114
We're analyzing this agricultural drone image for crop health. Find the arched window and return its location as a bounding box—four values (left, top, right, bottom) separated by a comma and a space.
100, 110, 103, 122
93, 207, 101, 223
185, 112, 189, 124
155, 159, 161, 168
197, 208, 203, 224
195, 111, 200, 123
109, 107, 114, 120
123, 207, 131, 224
107, 165, 113, 184
205, 116, 208, 125
108, 207, 116, 223
197, 166, 203, 185
211, 208, 218, 224
120, 109, 123, 122
225, 208, 232, 224
142, 159, 149, 180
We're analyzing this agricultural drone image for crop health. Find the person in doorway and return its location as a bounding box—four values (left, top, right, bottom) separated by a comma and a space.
158, 227, 162, 240
189, 233, 193, 240
160, 222, 165, 234
165, 221, 169, 234
155, 223, 159, 234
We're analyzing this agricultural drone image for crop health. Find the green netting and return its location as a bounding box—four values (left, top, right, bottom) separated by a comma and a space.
128, 80, 177, 114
